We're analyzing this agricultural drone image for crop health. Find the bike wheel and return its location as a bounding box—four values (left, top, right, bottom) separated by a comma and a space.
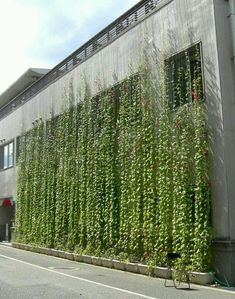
172, 270, 182, 288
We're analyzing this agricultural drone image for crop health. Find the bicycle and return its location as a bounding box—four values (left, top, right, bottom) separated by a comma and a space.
164, 252, 192, 289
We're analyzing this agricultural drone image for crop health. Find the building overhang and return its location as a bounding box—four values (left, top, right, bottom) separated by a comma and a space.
0, 68, 50, 109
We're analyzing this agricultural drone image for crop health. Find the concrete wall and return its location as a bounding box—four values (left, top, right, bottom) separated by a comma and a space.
213, 0, 235, 240
0, 0, 234, 282
212, 0, 235, 284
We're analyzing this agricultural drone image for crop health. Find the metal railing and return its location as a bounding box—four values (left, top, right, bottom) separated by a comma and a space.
0, 0, 164, 120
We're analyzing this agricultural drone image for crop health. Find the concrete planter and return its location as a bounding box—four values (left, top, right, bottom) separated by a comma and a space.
189, 271, 215, 285
31, 246, 39, 253
51, 249, 60, 257
38, 247, 51, 255
57, 250, 66, 258
12, 242, 20, 249
22, 244, 31, 251
74, 254, 83, 262
138, 264, 149, 276
154, 266, 171, 278
101, 258, 114, 268
92, 257, 102, 266
64, 252, 74, 261
15, 243, 22, 249
125, 262, 139, 273
19, 243, 26, 250
37, 247, 44, 254
83, 255, 92, 264
113, 260, 126, 271
43, 248, 52, 255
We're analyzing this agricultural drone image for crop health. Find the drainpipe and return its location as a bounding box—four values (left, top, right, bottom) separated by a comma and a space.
228, 0, 235, 64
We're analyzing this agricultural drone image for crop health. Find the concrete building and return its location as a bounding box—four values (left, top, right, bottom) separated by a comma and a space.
0, 68, 49, 241
0, 0, 234, 284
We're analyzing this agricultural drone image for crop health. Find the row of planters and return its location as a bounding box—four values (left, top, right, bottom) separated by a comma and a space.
15, 47, 212, 275
12, 242, 214, 285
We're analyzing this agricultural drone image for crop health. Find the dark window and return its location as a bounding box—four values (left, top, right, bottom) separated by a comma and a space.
0, 141, 14, 170
166, 43, 203, 110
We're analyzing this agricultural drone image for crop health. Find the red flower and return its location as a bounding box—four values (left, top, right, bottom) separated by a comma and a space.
191, 90, 200, 100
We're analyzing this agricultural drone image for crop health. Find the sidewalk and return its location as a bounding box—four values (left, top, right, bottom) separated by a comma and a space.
0, 241, 12, 247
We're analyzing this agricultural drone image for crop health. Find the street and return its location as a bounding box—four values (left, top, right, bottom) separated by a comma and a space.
0, 244, 234, 299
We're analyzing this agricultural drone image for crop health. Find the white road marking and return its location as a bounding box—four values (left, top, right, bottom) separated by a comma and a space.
1, 246, 235, 296
0, 253, 159, 299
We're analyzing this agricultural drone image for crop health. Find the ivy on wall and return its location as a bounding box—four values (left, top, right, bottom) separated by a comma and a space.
15, 46, 211, 271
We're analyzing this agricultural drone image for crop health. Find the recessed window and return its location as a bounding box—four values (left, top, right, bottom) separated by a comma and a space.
0, 141, 14, 170
166, 43, 203, 110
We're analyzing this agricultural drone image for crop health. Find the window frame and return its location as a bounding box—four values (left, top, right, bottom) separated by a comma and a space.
165, 42, 204, 111
0, 140, 15, 170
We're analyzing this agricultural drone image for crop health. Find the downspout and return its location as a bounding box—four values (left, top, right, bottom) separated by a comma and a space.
228, 0, 235, 65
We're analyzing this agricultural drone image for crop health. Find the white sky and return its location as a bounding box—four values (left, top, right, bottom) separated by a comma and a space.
0, 0, 139, 95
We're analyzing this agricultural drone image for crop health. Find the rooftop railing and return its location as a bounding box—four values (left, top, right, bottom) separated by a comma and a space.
0, 0, 165, 120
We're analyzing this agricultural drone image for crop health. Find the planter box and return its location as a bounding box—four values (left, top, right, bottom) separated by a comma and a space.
57, 250, 66, 259
154, 266, 171, 278
64, 252, 74, 261
101, 258, 114, 268
92, 257, 102, 266
51, 249, 60, 257
58, 250, 65, 259
38, 247, 51, 255
12, 242, 20, 249
83, 255, 92, 264
189, 271, 215, 285
37, 247, 44, 254
43, 248, 52, 255
20, 243, 26, 250
31, 246, 39, 253
22, 244, 32, 251
74, 254, 83, 263
138, 264, 149, 276
113, 260, 126, 271
125, 262, 139, 273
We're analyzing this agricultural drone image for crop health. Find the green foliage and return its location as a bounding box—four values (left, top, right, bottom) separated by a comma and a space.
15, 48, 211, 271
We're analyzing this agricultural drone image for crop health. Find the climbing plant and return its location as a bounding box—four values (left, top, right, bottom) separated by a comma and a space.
15, 44, 211, 271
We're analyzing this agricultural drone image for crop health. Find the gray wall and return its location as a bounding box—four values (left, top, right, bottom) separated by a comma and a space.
213, 0, 235, 241
212, 0, 235, 284
0, 0, 234, 282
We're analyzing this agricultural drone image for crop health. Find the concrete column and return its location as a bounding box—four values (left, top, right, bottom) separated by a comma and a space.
212, 0, 235, 284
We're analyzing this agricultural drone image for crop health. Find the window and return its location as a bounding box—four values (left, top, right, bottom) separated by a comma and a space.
166, 43, 203, 110
0, 141, 14, 170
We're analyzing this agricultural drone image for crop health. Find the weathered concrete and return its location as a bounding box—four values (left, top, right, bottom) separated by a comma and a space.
211, 0, 235, 284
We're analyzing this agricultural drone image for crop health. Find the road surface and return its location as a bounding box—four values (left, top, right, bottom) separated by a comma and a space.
0, 244, 234, 299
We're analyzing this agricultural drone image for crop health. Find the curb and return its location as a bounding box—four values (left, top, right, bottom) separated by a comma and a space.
0, 242, 12, 247
11, 242, 214, 284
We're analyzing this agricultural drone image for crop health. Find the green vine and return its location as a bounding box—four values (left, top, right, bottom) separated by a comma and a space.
15, 46, 211, 271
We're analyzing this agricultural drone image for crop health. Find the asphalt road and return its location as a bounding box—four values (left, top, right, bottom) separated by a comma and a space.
0, 244, 234, 299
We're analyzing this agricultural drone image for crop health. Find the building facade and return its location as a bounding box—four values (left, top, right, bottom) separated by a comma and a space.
0, 0, 234, 284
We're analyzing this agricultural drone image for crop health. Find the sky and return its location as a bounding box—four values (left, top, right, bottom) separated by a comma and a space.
0, 0, 139, 95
